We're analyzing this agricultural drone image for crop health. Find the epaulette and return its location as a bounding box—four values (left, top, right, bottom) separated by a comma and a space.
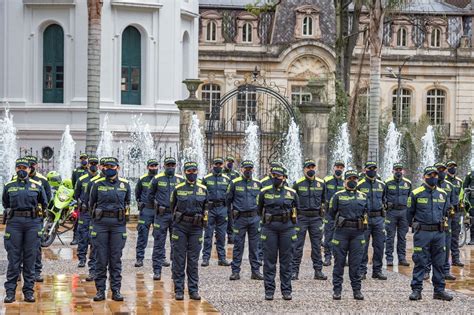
79, 173, 89, 181
375, 179, 385, 186
36, 173, 47, 180
197, 183, 207, 190
96, 177, 106, 183
402, 177, 412, 184
324, 175, 334, 182
30, 178, 42, 186
12, 175, 17, 180
91, 175, 102, 182
259, 176, 270, 183
412, 186, 425, 196
204, 173, 213, 179
456, 176, 463, 183
232, 177, 243, 184
155, 172, 165, 179
119, 178, 129, 183
334, 190, 346, 197
221, 174, 230, 180
357, 178, 366, 186
5, 180, 15, 186
315, 177, 325, 184
261, 185, 273, 192
385, 176, 395, 183
175, 182, 186, 189
175, 174, 184, 178
296, 177, 306, 184
437, 187, 447, 195
283, 186, 296, 194
140, 173, 149, 180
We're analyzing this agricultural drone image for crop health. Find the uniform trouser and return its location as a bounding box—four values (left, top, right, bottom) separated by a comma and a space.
35, 218, 43, 277
385, 209, 408, 262
202, 205, 227, 261
92, 217, 127, 292
261, 220, 297, 295
135, 208, 155, 261
411, 230, 446, 294
451, 211, 462, 262
227, 209, 234, 242
323, 216, 335, 261
152, 211, 173, 274
332, 227, 365, 293
77, 212, 96, 274
425, 220, 452, 275
359, 216, 385, 276
292, 215, 323, 274
231, 215, 261, 274
172, 221, 203, 294
4, 216, 42, 295
73, 218, 79, 240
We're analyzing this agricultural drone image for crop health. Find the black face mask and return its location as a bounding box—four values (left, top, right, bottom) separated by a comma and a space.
334, 170, 343, 177
272, 177, 284, 187
426, 177, 438, 187
366, 170, 377, 178
89, 165, 98, 173
347, 180, 357, 190
447, 167, 457, 175
81, 160, 88, 166
438, 171, 446, 181
213, 166, 223, 174
149, 169, 158, 175
227, 162, 234, 170
306, 170, 316, 178
17, 170, 28, 179
243, 170, 252, 179
394, 172, 403, 179
186, 173, 198, 182
165, 167, 175, 176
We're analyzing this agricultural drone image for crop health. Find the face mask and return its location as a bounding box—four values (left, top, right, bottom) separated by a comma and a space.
227, 162, 234, 170
81, 160, 88, 166
213, 166, 222, 174
334, 170, 343, 177
165, 167, 175, 176
104, 168, 117, 178
17, 170, 28, 179
186, 173, 198, 182
366, 170, 377, 178
306, 170, 316, 177
448, 167, 457, 175
438, 171, 446, 181
149, 169, 158, 175
347, 180, 357, 190
89, 165, 98, 173
425, 177, 438, 187
394, 172, 403, 179
243, 170, 252, 179
272, 177, 283, 187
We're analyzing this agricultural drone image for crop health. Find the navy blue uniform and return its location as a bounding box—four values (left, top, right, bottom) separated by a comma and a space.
463, 172, 474, 240
384, 175, 412, 263
147, 172, 184, 275
446, 175, 463, 263
201, 172, 230, 262
226, 176, 262, 274
170, 181, 207, 295
329, 189, 368, 294
407, 184, 448, 294
134, 173, 156, 262
89, 177, 131, 293
257, 185, 299, 296
356, 177, 386, 276
3, 178, 47, 296
291, 176, 326, 276
437, 180, 454, 276
72, 166, 88, 189
224, 168, 239, 242
323, 175, 345, 262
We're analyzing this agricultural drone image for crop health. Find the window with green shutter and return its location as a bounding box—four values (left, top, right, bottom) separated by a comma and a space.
43, 24, 64, 103
121, 26, 141, 105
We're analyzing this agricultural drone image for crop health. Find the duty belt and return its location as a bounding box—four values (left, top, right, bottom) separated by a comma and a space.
268, 211, 291, 221
237, 210, 258, 217
418, 224, 440, 232
180, 215, 196, 223
390, 205, 406, 210
12, 210, 35, 217
209, 201, 225, 208
341, 220, 359, 228
299, 210, 320, 217
368, 210, 383, 217
102, 211, 119, 218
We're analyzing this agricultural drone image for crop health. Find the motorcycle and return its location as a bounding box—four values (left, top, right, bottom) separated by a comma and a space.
459, 188, 472, 248
41, 183, 77, 247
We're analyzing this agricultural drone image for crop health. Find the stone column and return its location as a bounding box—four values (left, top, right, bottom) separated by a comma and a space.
175, 79, 208, 151
297, 78, 332, 175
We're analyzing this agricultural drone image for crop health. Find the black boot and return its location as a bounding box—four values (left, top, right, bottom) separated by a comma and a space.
353, 290, 364, 300
323, 257, 331, 266
86, 274, 95, 282
134, 260, 143, 268
282, 293, 292, 300
251, 272, 264, 280
423, 273, 430, 281
399, 260, 410, 266
452, 260, 464, 267
291, 272, 299, 280
218, 259, 230, 266
314, 270, 327, 280
229, 273, 240, 280
386, 260, 393, 266
175, 292, 184, 301
265, 293, 274, 301
162, 260, 171, 267
201, 260, 209, 267
112, 291, 124, 301
372, 272, 387, 280
3, 292, 15, 303
23, 292, 35, 303
409, 290, 422, 301
35, 275, 44, 282
78, 260, 86, 268
153, 273, 161, 281
333, 291, 342, 300
445, 274, 456, 281
433, 291, 453, 301
70, 238, 78, 246
189, 292, 201, 300
93, 291, 105, 301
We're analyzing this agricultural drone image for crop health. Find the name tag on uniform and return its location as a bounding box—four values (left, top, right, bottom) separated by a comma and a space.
339, 196, 355, 201
264, 194, 275, 199
177, 190, 190, 196
236, 186, 244, 192
417, 198, 428, 204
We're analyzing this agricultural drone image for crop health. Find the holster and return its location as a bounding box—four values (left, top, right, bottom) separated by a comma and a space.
449, 207, 455, 218
158, 206, 166, 216
138, 202, 145, 213
291, 208, 297, 224
233, 210, 239, 220
174, 211, 184, 223
381, 208, 386, 218
94, 208, 104, 220
357, 218, 364, 230
319, 207, 325, 217
412, 222, 420, 233
336, 214, 346, 228
2, 208, 12, 224
118, 209, 125, 222
203, 210, 209, 227
440, 218, 449, 232
33, 206, 40, 218
193, 214, 203, 227
264, 213, 272, 224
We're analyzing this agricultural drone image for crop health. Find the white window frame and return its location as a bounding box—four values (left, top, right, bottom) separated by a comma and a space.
426, 89, 445, 125
396, 27, 407, 47
206, 20, 217, 42
242, 22, 253, 43
302, 16, 313, 36
430, 27, 441, 48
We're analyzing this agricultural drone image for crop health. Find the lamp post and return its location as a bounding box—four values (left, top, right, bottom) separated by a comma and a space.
386, 55, 413, 125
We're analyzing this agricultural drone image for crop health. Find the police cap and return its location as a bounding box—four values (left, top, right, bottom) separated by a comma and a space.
184, 161, 198, 171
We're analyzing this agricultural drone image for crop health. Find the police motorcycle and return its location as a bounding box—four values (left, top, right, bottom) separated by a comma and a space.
459, 188, 472, 248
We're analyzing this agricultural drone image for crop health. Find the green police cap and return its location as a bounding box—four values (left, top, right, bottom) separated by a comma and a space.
88, 156, 99, 164
240, 160, 254, 168
213, 157, 224, 164
184, 161, 198, 171
334, 160, 345, 167
424, 166, 438, 176
303, 159, 316, 168
164, 157, 177, 165
446, 160, 457, 167
226, 156, 235, 162
147, 159, 159, 166
434, 162, 446, 169
99, 157, 107, 165
270, 161, 282, 168
79, 153, 89, 159
365, 161, 377, 169
102, 157, 119, 166
393, 162, 404, 170
344, 170, 359, 180
15, 158, 30, 167
24, 155, 38, 165
271, 166, 285, 176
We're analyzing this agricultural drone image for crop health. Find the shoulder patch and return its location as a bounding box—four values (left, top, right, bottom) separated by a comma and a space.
283, 186, 296, 194
412, 186, 425, 196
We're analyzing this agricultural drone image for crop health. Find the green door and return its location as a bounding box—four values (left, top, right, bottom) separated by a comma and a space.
121, 26, 141, 105
43, 24, 64, 103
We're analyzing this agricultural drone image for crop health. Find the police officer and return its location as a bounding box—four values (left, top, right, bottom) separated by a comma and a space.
134, 159, 160, 268
74, 156, 99, 271
170, 161, 208, 301
463, 168, 474, 245
148, 157, 184, 280
201, 157, 231, 267
408, 166, 453, 301
357, 161, 387, 280
224, 156, 239, 244
2, 158, 48, 303
291, 159, 327, 281
384, 162, 412, 266
226, 160, 263, 281
322, 160, 345, 267
71, 153, 88, 245
257, 165, 298, 301
329, 170, 367, 300
446, 160, 464, 267
89, 157, 131, 301
260, 161, 283, 187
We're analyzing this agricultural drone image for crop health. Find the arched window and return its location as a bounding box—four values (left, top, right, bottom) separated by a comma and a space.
396, 27, 407, 47
391, 88, 411, 125
431, 27, 441, 48
202, 84, 221, 120
206, 20, 217, 42
302, 16, 313, 36
43, 24, 64, 103
426, 89, 445, 125
121, 26, 141, 105
242, 23, 253, 43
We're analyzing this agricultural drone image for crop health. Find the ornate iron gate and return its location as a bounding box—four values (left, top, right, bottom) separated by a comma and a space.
206, 81, 296, 177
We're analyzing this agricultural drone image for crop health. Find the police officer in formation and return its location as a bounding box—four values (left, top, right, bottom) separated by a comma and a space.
71, 153, 89, 245
134, 159, 160, 268
148, 157, 183, 280
170, 161, 207, 301
408, 166, 453, 301
201, 157, 231, 267
323, 160, 345, 266
329, 170, 367, 300
257, 165, 298, 301
223, 156, 239, 244
226, 160, 263, 281
291, 159, 327, 281
463, 168, 474, 245
3, 158, 48, 303
384, 163, 411, 266
89, 157, 131, 301
357, 161, 387, 280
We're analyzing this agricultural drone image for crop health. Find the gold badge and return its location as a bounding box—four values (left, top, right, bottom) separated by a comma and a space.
120, 183, 125, 189
31, 183, 36, 189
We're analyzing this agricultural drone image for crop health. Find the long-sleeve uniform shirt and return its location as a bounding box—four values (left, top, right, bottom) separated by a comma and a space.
437, 180, 454, 210
446, 176, 463, 207
135, 173, 155, 206
226, 176, 262, 212
357, 177, 386, 212
324, 175, 345, 203
328, 189, 368, 221
384, 176, 412, 208
202, 172, 230, 202
74, 172, 97, 203
147, 172, 184, 209
407, 184, 448, 225
89, 177, 131, 212
257, 185, 299, 216
293, 176, 326, 211
170, 181, 208, 216
2, 178, 48, 211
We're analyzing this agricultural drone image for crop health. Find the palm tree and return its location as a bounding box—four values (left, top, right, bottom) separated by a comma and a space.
85, 0, 102, 154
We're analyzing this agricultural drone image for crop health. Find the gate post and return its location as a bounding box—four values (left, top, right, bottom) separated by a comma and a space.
175, 79, 208, 151
297, 79, 332, 175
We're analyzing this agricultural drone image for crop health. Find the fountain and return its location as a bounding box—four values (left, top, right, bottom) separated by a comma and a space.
381, 122, 402, 181
182, 114, 207, 177
282, 119, 303, 184
420, 125, 437, 169
330, 122, 353, 170
0, 107, 18, 187
58, 125, 76, 180
96, 113, 114, 158
243, 122, 260, 177
127, 114, 156, 176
